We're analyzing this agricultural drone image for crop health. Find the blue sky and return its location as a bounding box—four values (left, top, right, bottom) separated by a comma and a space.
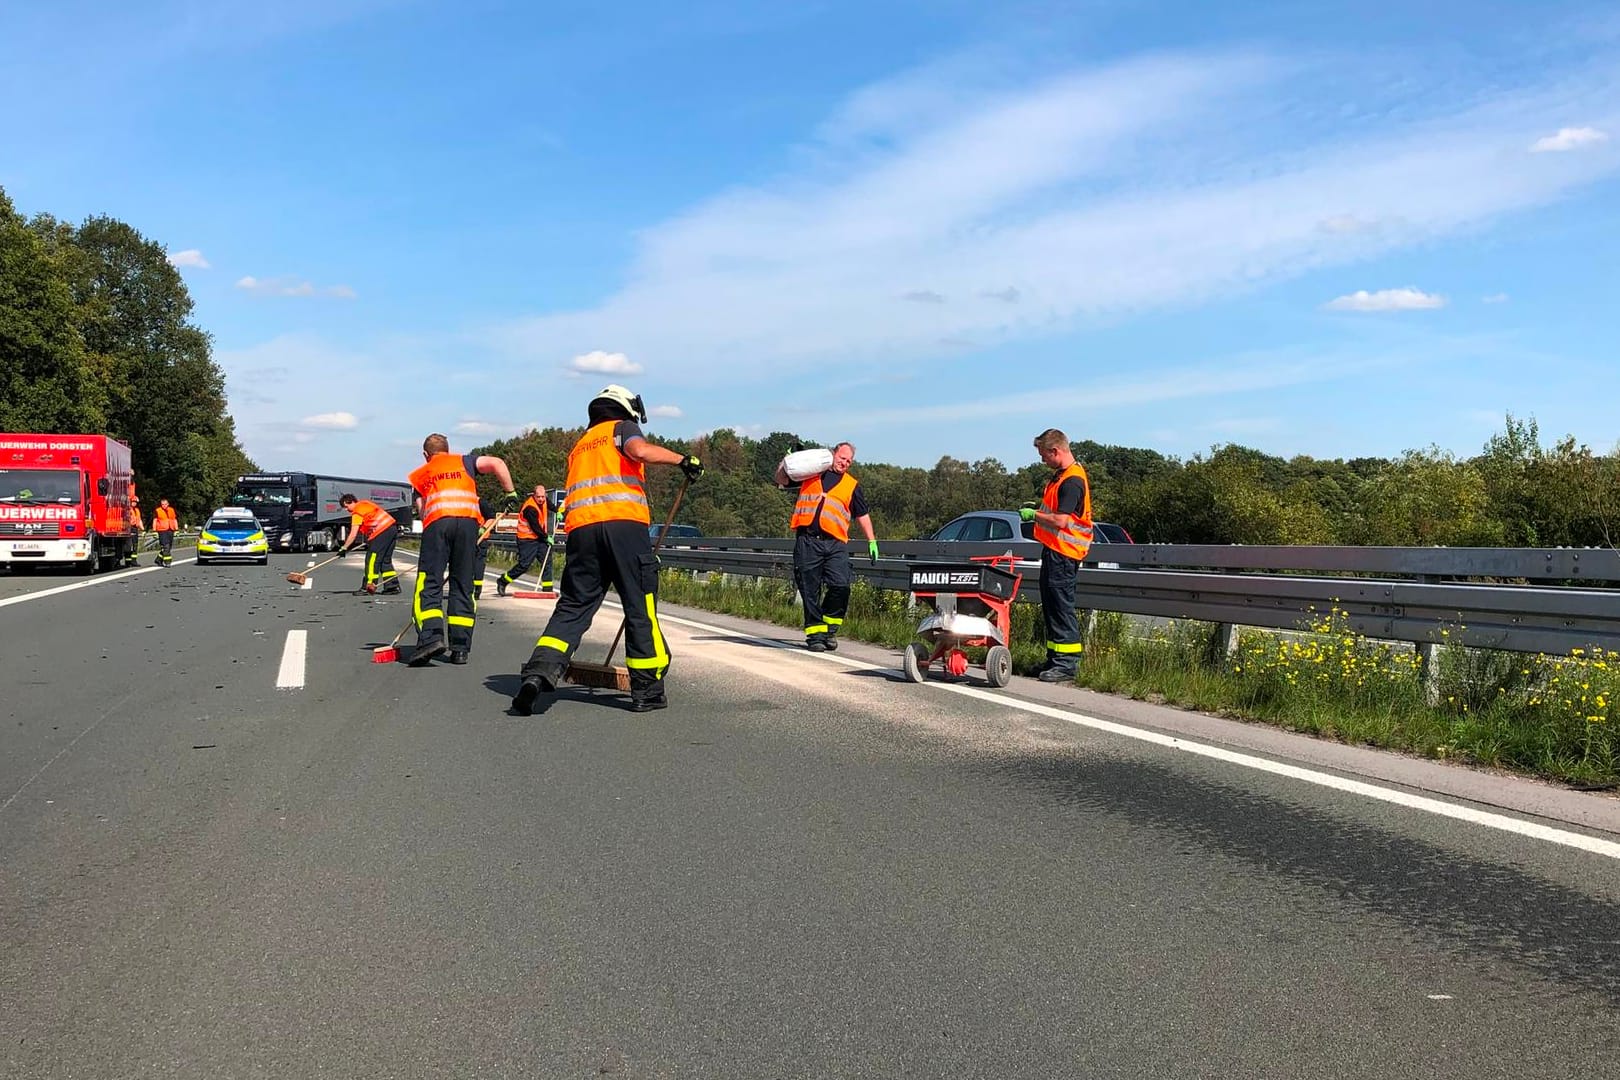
4, 0, 1619, 481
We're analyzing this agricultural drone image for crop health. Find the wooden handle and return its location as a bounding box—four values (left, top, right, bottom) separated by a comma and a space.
603, 475, 692, 663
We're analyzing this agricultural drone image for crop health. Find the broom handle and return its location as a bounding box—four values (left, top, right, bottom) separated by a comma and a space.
604, 475, 691, 662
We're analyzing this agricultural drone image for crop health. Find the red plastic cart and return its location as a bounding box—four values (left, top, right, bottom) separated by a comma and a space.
902, 553, 1023, 688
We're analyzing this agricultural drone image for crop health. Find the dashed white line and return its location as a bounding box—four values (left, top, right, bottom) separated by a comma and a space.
275, 629, 308, 689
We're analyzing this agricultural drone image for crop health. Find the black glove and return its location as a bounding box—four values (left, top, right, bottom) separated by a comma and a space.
500, 490, 521, 512
338, 547, 349, 558
679, 454, 705, 481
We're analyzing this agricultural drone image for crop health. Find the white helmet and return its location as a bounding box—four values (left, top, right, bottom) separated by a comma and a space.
592, 384, 647, 424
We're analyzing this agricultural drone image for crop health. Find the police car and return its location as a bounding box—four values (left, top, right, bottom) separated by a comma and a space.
197, 507, 270, 565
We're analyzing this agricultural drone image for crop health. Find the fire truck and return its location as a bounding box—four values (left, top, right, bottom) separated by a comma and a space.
0, 434, 140, 572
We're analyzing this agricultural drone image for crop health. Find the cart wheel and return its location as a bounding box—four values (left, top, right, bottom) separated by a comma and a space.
985, 645, 1012, 688
901, 643, 928, 683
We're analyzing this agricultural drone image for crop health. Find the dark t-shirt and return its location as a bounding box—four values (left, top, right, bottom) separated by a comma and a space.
1051, 474, 1087, 517
799, 469, 868, 536
614, 421, 645, 448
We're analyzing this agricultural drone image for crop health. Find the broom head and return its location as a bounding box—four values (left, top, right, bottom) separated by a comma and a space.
285, 571, 309, 585
565, 659, 631, 692
371, 645, 399, 664
511, 590, 558, 600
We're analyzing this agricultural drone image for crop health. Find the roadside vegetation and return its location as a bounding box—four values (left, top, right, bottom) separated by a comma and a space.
657, 570, 1620, 788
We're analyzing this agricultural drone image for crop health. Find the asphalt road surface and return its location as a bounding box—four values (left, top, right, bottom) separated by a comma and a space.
3, 552, 1619, 1078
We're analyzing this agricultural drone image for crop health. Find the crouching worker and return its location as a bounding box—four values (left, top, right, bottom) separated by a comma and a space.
336, 494, 401, 594
512, 384, 703, 715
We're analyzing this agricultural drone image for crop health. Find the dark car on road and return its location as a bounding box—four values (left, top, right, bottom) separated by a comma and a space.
649, 523, 704, 544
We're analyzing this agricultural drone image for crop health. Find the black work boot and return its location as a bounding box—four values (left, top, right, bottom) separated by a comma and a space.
409, 637, 446, 667
806, 638, 827, 652
629, 672, 668, 713
824, 634, 839, 652
496, 576, 508, 598
379, 580, 401, 595
1037, 664, 1077, 684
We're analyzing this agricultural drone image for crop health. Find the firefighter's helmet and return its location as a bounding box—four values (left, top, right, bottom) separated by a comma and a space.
591, 384, 647, 424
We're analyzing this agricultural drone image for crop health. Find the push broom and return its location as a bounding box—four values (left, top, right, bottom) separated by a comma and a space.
510, 536, 559, 600
563, 476, 691, 691
286, 552, 345, 586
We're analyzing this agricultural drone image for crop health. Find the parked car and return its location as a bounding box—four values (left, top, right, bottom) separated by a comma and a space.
926, 511, 1134, 547
649, 523, 704, 544
197, 507, 269, 565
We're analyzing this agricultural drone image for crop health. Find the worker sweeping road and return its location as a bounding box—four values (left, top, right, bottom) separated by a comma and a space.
495, 485, 549, 597
511, 384, 703, 715
335, 493, 401, 594
407, 433, 519, 667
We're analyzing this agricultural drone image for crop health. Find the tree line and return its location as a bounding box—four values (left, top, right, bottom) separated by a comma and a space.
1, 187, 255, 519
475, 414, 1620, 548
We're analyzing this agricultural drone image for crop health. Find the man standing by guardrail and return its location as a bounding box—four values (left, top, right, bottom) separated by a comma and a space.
152, 498, 178, 567
776, 441, 878, 652
1022, 429, 1094, 682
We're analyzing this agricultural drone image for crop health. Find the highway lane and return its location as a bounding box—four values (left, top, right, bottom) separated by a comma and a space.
3, 555, 1619, 1078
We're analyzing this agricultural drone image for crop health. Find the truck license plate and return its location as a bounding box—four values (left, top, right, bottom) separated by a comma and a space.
12, 543, 43, 551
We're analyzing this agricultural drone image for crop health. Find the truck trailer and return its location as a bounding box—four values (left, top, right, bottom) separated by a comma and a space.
0, 434, 139, 572
231, 471, 414, 552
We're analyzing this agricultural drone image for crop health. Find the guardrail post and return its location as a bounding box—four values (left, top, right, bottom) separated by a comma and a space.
1081, 608, 1097, 645
1416, 642, 1442, 707
1214, 623, 1241, 664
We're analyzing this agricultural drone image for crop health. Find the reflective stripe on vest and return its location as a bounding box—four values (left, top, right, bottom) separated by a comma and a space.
1033, 462, 1093, 559
349, 499, 395, 537
789, 473, 857, 541
409, 453, 481, 526
564, 421, 649, 528
516, 496, 542, 541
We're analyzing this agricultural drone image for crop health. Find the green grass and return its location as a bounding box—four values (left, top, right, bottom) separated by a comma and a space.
656, 570, 1620, 788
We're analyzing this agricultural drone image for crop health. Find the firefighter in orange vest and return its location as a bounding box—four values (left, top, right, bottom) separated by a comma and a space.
1021, 428, 1094, 682
512, 384, 703, 715
774, 441, 878, 652
152, 498, 179, 567
126, 489, 144, 565
407, 434, 518, 667
336, 493, 401, 595
495, 484, 550, 596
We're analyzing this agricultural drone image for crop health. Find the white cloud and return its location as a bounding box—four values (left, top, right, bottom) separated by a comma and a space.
569, 350, 643, 376
648, 404, 684, 419
1482, 292, 1510, 304
1323, 287, 1447, 312
484, 46, 1620, 380
167, 248, 210, 269
236, 275, 356, 299
454, 419, 503, 435
301, 411, 359, 430
1529, 126, 1609, 153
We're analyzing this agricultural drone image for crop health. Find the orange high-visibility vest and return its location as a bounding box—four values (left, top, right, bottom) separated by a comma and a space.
348, 499, 396, 537
153, 506, 179, 532
564, 421, 649, 528
790, 473, 857, 541
409, 453, 481, 527
130, 508, 144, 531
516, 495, 543, 541
1034, 463, 1093, 560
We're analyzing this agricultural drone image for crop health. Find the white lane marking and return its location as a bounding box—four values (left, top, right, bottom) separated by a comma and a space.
301, 577, 313, 590
648, 608, 1620, 862
275, 630, 308, 689
0, 558, 198, 609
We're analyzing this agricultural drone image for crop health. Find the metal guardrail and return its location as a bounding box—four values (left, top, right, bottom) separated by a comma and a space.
637, 537, 1620, 657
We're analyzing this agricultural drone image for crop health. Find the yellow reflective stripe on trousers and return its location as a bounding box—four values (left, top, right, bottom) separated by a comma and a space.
366, 552, 379, 583
805, 624, 828, 635
535, 635, 569, 653
824, 615, 844, 626
625, 593, 669, 671
414, 571, 443, 628
448, 615, 475, 628
1050, 641, 1084, 654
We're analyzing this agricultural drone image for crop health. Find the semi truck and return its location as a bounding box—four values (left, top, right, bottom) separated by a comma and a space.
230, 471, 414, 552
0, 433, 140, 572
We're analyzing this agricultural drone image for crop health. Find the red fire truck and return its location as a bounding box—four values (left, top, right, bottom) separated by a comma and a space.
0, 434, 140, 573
